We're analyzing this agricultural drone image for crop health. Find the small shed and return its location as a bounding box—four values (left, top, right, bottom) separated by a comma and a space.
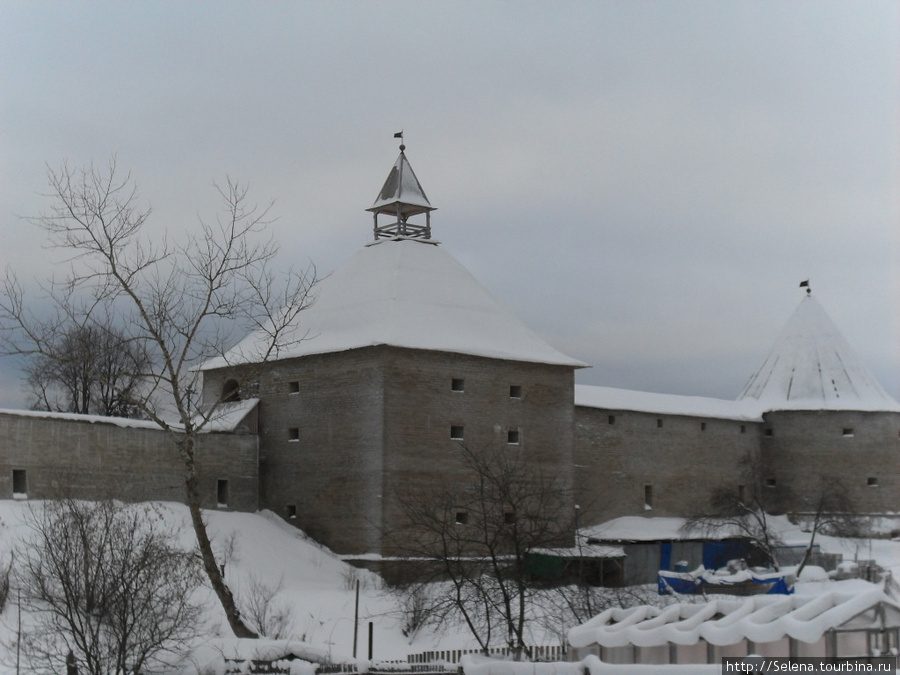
527, 544, 626, 586
568, 589, 900, 665
582, 517, 765, 586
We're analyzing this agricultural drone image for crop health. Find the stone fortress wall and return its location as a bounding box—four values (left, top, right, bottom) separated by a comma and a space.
2, 355, 897, 556
573, 406, 762, 525
573, 405, 899, 526
0, 410, 259, 511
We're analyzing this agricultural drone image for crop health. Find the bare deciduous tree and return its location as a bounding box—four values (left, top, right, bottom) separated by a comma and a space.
685, 453, 864, 575
396, 443, 573, 659
793, 476, 865, 577
0, 159, 317, 637
387, 580, 439, 642
237, 573, 294, 639
684, 453, 785, 570
533, 584, 656, 646
16, 499, 202, 675
18, 321, 150, 417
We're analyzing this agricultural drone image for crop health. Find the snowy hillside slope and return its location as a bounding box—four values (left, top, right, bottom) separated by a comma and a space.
0, 501, 475, 674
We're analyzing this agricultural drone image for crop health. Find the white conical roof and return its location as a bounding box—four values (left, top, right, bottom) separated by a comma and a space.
738, 294, 900, 412
204, 239, 586, 369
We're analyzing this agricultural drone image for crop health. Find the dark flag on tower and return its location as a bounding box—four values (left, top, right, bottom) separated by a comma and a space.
394, 131, 403, 139
799, 280, 809, 288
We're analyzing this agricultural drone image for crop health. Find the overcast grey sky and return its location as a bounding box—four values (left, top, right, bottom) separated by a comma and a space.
1, 1, 897, 409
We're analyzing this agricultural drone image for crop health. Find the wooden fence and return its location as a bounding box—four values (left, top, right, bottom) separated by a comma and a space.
408, 645, 567, 664
224, 645, 567, 674
229, 661, 461, 675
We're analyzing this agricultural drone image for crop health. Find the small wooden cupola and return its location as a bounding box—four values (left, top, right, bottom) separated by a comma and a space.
367, 142, 435, 240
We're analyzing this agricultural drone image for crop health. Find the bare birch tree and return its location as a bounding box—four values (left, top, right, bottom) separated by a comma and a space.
0, 158, 316, 637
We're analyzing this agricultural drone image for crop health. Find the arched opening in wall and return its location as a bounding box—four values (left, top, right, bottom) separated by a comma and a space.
222, 379, 241, 402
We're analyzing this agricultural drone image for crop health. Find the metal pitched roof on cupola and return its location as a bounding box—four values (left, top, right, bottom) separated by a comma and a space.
367, 142, 435, 240
738, 291, 900, 412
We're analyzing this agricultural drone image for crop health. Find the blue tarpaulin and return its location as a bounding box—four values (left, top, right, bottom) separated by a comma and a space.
658, 566, 794, 595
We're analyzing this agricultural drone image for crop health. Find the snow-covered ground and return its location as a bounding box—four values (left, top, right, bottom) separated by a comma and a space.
0, 500, 514, 674
0, 500, 896, 674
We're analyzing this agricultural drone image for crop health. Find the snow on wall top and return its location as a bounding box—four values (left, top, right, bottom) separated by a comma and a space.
567, 589, 900, 649
0, 408, 167, 430
739, 294, 900, 412
0, 400, 260, 434
203, 238, 587, 370
575, 384, 762, 422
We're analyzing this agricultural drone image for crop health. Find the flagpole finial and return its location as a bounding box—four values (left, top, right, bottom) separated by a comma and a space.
394, 130, 405, 152
799, 279, 811, 295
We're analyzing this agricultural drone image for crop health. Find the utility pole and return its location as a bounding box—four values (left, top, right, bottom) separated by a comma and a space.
16, 586, 21, 675
352, 579, 360, 658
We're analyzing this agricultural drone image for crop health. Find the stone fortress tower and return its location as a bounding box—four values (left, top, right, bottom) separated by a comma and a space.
200, 144, 585, 556
739, 288, 900, 515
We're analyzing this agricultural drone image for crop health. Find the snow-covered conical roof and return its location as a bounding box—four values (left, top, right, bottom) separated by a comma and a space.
738, 294, 900, 412
203, 239, 586, 369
